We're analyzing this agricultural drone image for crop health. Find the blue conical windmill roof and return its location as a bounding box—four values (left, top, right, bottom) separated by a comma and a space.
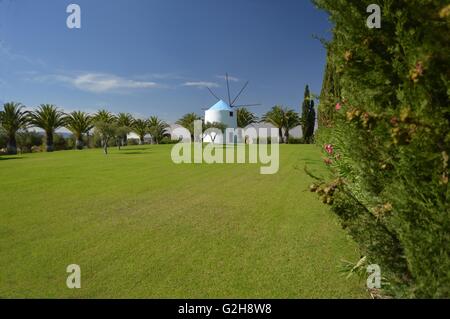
208, 100, 233, 111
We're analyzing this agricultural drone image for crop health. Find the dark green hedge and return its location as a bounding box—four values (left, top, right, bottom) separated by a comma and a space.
314, 0, 450, 297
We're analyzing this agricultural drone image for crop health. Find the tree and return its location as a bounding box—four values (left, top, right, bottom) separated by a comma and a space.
116, 113, 134, 146
93, 109, 116, 124
301, 85, 316, 143
318, 51, 340, 128
132, 119, 148, 145
94, 121, 117, 155
314, 0, 450, 297
0, 102, 29, 155
28, 104, 66, 152
115, 126, 129, 150
203, 122, 227, 144
92, 109, 116, 148
262, 106, 299, 143
65, 111, 93, 150
262, 106, 285, 143
237, 107, 258, 128
148, 116, 169, 144
284, 110, 301, 143
176, 113, 201, 142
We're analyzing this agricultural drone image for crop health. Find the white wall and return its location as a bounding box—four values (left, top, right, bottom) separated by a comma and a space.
204, 109, 237, 144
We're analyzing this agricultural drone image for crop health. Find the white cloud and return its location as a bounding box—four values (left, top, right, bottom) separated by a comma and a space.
183, 81, 220, 88
216, 75, 239, 82
136, 73, 186, 80
33, 72, 161, 93
0, 42, 46, 67
72, 73, 159, 92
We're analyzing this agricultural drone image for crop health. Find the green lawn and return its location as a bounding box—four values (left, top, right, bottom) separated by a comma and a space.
0, 144, 366, 298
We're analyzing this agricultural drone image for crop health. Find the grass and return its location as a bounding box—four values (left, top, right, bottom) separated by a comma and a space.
0, 144, 366, 298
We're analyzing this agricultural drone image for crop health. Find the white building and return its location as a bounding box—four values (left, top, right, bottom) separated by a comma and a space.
204, 100, 240, 144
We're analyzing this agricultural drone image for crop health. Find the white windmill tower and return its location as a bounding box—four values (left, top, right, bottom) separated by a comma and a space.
203, 73, 260, 144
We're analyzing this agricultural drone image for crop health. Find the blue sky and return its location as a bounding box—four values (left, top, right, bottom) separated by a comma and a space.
0, 0, 331, 123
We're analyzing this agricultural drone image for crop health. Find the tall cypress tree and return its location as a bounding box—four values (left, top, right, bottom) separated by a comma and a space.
318, 49, 340, 128
301, 85, 316, 143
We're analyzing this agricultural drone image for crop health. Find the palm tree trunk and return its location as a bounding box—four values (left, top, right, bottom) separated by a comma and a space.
139, 136, 144, 145
46, 132, 54, 152
75, 135, 83, 150
278, 127, 283, 144
285, 129, 290, 144
7, 133, 17, 155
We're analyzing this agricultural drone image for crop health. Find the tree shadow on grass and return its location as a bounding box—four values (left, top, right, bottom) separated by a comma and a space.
298, 157, 323, 165
121, 147, 150, 151
120, 151, 146, 155
0, 156, 24, 161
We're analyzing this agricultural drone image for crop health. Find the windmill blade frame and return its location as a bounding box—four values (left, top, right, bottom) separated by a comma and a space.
206, 87, 221, 101
226, 73, 232, 105
231, 81, 249, 106
232, 104, 262, 108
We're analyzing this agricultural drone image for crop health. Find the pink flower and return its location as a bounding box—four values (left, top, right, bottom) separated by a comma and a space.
390, 116, 398, 126
325, 144, 334, 155
335, 103, 342, 111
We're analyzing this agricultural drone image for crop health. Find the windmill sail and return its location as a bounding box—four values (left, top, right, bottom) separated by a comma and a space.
226, 73, 232, 105
203, 73, 261, 109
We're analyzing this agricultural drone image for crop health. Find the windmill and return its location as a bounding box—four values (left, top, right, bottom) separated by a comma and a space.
202, 73, 261, 143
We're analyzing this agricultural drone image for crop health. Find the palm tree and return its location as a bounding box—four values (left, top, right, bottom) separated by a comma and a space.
28, 104, 66, 152
261, 106, 300, 144
237, 107, 258, 128
132, 119, 148, 145
93, 109, 116, 124
261, 106, 285, 143
148, 116, 169, 144
116, 113, 134, 146
175, 113, 201, 142
284, 110, 301, 143
65, 111, 93, 150
0, 102, 29, 154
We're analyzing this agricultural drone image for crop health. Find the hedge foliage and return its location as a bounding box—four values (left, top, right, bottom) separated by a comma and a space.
314, 0, 450, 297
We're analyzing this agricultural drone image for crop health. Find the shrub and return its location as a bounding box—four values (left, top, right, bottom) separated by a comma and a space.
16, 130, 44, 153
53, 134, 70, 151
127, 138, 140, 146
314, 0, 450, 298
0, 129, 7, 149
31, 145, 43, 153
66, 138, 75, 150
288, 137, 305, 144
256, 137, 273, 144
160, 136, 181, 144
